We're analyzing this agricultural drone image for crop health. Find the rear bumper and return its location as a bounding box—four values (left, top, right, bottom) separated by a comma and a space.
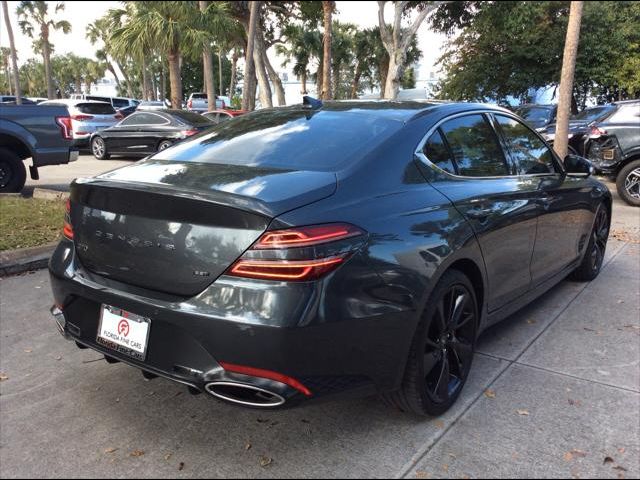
32, 147, 79, 167
48, 239, 415, 407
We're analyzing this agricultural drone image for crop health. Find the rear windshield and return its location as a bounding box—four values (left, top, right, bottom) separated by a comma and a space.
154, 108, 403, 171
76, 103, 116, 115
169, 110, 215, 126
191, 93, 207, 99
514, 106, 552, 123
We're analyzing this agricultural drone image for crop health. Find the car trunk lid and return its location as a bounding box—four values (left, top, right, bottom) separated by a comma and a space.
70, 160, 336, 296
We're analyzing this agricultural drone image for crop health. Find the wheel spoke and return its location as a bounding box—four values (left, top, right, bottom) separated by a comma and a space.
435, 299, 447, 332
434, 354, 450, 401
423, 350, 441, 376
449, 338, 473, 376
448, 292, 469, 330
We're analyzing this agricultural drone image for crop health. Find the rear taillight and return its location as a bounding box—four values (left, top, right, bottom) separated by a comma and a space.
227, 223, 366, 282
63, 198, 73, 240
187, 99, 193, 109
71, 114, 94, 121
590, 126, 607, 137
55, 116, 73, 140
182, 129, 199, 137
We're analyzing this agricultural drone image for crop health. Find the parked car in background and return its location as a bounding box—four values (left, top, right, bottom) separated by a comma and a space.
89, 109, 215, 159
201, 108, 247, 125
137, 100, 170, 111
0, 95, 37, 104
512, 104, 557, 130
0, 103, 78, 192
69, 94, 139, 110
52, 100, 611, 416
537, 104, 618, 156
186, 92, 225, 113
27, 97, 49, 104
116, 105, 138, 118
40, 99, 122, 148
582, 100, 640, 206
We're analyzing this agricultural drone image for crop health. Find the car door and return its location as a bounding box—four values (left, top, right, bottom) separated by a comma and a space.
493, 114, 594, 286
103, 114, 142, 153
421, 113, 539, 311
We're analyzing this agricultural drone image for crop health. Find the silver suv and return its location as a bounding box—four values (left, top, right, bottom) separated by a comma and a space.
186, 93, 224, 113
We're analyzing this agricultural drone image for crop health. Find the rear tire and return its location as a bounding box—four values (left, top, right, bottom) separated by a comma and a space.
158, 140, 172, 151
616, 160, 640, 207
91, 136, 110, 160
381, 270, 478, 416
0, 147, 27, 193
571, 203, 609, 281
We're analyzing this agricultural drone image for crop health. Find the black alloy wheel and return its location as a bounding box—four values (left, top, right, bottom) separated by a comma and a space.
382, 269, 478, 416
571, 203, 609, 281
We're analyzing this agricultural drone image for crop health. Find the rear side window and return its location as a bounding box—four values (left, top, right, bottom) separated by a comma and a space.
76, 103, 116, 115
120, 112, 168, 126
439, 114, 509, 177
423, 129, 456, 174
170, 111, 215, 126
496, 115, 556, 175
112, 98, 130, 108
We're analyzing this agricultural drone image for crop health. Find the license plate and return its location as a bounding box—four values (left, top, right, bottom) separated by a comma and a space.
96, 305, 150, 360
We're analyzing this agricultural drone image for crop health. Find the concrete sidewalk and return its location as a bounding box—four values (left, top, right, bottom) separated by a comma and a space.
0, 224, 638, 477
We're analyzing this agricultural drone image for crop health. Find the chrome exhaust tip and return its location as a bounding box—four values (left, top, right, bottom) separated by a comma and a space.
205, 382, 285, 408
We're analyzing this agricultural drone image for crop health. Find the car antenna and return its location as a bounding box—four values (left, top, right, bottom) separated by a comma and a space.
303, 95, 323, 110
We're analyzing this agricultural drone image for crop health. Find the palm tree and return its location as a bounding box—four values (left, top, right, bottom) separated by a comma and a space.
199, 1, 216, 111
2, 1, 22, 102
111, 1, 230, 109
86, 17, 130, 96
278, 26, 321, 96
16, 1, 71, 99
242, 0, 260, 111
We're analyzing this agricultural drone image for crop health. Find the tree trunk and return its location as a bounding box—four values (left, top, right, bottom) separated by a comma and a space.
229, 49, 239, 100
160, 63, 166, 102
554, 1, 584, 160
321, 1, 334, 100
75, 78, 82, 93
301, 70, 308, 95
167, 48, 183, 109
42, 28, 55, 99
315, 60, 323, 97
199, 0, 216, 111
332, 62, 340, 100
141, 56, 150, 101
263, 48, 286, 105
116, 60, 134, 98
218, 49, 224, 97
253, 25, 273, 108
383, 51, 405, 100
107, 63, 120, 87
2, 0, 21, 103
242, 1, 260, 111
378, 57, 389, 98
351, 61, 362, 99
151, 72, 157, 101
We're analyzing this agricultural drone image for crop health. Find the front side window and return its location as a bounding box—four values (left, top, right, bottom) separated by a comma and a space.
423, 129, 456, 174
439, 114, 509, 177
496, 115, 556, 175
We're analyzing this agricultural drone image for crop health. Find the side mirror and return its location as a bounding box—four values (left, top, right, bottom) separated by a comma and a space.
564, 154, 594, 176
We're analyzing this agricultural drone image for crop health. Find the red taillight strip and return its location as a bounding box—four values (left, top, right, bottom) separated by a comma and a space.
55, 116, 73, 140
254, 223, 363, 249
229, 256, 345, 281
219, 362, 312, 397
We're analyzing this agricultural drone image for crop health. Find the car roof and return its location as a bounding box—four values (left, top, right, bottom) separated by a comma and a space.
267, 100, 512, 123
41, 99, 112, 106
612, 99, 640, 106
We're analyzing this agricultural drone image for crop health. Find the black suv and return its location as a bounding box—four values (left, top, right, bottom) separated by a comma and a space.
584, 100, 640, 206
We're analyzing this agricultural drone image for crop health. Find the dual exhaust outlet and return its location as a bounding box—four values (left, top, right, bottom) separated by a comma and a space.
204, 382, 286, 408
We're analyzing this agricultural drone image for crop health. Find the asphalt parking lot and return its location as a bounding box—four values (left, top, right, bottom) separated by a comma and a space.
2, 155, 639, 478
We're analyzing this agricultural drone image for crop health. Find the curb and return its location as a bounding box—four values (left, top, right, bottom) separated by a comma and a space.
0, 243, 58, 276
32, 188, 69, 201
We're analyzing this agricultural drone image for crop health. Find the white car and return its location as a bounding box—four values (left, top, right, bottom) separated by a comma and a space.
40, 99, 122, 148
186, 92, 225, 113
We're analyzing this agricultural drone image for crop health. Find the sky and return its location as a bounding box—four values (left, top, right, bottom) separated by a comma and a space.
0, 1, 450, 85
